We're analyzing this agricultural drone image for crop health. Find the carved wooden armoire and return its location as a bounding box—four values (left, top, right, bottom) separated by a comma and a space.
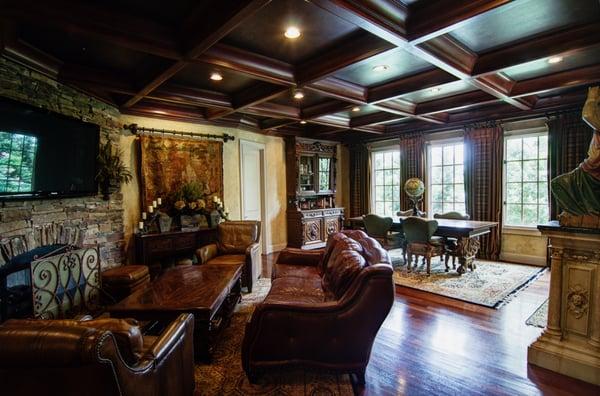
285, 137, 344, 249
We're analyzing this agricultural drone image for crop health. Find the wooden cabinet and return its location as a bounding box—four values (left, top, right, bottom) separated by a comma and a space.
285, 137, 344, 249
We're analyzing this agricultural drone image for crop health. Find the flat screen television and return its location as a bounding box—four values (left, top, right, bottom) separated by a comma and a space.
0, 96, 100, 200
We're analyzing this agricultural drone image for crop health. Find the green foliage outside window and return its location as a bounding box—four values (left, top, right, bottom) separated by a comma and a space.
0, 131, 38, 193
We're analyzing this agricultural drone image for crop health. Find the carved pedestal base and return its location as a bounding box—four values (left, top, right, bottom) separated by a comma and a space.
456, 236, 480, 275
529, 223, 600, 385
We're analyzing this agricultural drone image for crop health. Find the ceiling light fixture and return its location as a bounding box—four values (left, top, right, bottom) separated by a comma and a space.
210, 72, 223, 81
293, 89, 305, 100
284, 26, 301, 39
548, 56, 563, 64
372, 65, 389, 73
352, 106, 361, 112
300, 120, 307, 124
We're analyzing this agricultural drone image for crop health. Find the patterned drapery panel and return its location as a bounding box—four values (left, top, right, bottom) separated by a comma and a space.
548, 111, 594, 219
349, 143, 370, 217
464, 124, 503, 260
399, 133, 426, 212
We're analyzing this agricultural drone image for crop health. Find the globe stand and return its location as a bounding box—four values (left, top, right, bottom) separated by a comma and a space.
409, 196, 425, 217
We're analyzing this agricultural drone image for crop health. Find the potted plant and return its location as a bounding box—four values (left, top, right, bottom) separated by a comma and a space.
96, 140, 133, 200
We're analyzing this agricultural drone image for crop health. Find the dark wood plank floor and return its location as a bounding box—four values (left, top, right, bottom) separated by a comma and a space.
262, 254, 600, 395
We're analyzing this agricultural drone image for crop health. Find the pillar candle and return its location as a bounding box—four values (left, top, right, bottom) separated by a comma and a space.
142, 212, 147, 220
152, 200, 157, 208
138, 221, 144, 230
148, 205, 154, 213
157, 197, 162, 205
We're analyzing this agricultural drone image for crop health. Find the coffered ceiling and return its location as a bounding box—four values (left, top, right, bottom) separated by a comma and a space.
1, 0, 599, 142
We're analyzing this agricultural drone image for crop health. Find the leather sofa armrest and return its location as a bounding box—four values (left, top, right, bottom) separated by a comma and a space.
276, 248, 323, 266
195, 243, 218, 264
246, 242, 260, 257
143, 313, 194, 362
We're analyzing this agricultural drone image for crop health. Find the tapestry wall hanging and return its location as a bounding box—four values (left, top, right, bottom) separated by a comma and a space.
139, 135, 224, 209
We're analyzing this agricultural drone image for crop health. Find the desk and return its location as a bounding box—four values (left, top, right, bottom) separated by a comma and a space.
347, 216, 497, 274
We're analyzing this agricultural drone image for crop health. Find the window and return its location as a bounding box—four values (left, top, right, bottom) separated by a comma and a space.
428, 141, 465, 215
318, 157, 331, 191
371, 150, 401, 217
0, 131, 38, 193
504, 132, 548, 227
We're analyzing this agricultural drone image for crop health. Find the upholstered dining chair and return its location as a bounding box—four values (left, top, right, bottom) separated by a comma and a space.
433, 212, 470, 270
403, 217, 445, 275
362, 214, 406, 263
396, 209, 427, 217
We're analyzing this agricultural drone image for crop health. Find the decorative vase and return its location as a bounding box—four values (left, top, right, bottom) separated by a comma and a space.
158, 214, 173, 233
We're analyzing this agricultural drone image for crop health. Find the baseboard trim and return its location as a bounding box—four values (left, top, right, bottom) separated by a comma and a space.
500, 252, 546, 266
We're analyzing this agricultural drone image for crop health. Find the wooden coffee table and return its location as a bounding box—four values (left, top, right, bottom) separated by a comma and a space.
107, 263, 242, 361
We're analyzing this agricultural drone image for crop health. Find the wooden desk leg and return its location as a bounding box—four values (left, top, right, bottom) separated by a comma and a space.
456, 236, 480, 275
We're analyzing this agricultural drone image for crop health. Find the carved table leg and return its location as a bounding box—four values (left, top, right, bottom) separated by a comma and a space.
456, 236, 481, 275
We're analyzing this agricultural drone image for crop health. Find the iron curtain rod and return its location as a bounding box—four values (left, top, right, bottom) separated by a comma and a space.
123, 123, 235, 142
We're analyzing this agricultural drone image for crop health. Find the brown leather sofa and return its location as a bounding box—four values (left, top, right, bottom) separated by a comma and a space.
0, 314, 195, 396
242, 230, 394, 384
196, 220, 261, 292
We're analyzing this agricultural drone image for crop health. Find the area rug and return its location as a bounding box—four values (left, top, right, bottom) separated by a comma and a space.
194, 278, 355, 396
526, 299, 548, 328
389, 249, 546, 308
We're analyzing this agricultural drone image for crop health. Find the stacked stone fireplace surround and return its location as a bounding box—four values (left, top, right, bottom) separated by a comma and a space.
0, 57, 125, 269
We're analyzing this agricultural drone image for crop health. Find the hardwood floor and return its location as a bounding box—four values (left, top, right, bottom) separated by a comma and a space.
261, 254, 600, 395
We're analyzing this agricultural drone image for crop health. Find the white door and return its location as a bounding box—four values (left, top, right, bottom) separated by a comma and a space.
240, 140, 266, 281
241, 143, 262, 222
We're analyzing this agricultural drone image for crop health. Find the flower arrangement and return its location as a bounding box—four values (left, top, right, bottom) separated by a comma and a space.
169, 181, 228, 221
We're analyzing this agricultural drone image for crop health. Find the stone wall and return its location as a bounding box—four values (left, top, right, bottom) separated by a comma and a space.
0, 57, 125, 268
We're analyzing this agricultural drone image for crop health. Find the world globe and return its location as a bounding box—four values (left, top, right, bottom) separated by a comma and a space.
404, 177, 425, 198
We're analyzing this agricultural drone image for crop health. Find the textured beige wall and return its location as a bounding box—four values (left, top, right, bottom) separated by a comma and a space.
118, 115, 288, 260
501, 232, 547, 266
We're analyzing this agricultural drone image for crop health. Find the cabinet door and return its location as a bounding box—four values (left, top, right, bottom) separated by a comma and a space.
324, 216, 340, 240
316, 155, 334, 194
298, 154, 317, 195
303, 218, 323, 245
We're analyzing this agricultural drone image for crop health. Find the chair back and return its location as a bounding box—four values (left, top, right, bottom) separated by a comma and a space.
433, 211, 470, 220
403, 217, 438, 244
217, 220, 261, 254
396, 209, 414, 217
362, 214, 393, 239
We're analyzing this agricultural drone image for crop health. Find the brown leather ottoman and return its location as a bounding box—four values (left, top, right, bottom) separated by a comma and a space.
102, 265, 150, 304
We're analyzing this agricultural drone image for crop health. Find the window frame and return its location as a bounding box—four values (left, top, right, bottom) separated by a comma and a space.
502, 128, 549, 231
370, 148, 401, 217
426, 137, 466, 216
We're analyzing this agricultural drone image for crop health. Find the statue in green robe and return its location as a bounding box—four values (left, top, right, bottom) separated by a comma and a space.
551, 86, 600, 219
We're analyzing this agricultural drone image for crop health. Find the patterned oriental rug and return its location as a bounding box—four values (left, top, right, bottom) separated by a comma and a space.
194, 278, 355, 396
526, 299, 549, 328
389, 249, 546, 308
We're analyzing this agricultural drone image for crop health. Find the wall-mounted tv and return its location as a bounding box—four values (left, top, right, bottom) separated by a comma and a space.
0, 97, 100, 200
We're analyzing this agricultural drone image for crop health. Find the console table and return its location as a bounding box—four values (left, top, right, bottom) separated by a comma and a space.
135, 229, 216, 278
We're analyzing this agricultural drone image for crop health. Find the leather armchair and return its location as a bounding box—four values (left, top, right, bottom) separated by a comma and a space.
196, 221, 261, 292
0, 314, 195, 396
242, 231, 394, 384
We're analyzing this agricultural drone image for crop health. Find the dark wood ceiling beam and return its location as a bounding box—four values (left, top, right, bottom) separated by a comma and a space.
259, 118, 298, 130
301, 100, 354, 120
368, 68, 457, 103
0, 0, 182, 60
201, 43, 295, 85
415, 90, 498, 115
411, 35, 477, 77
151, 84, 232, 109
207, 82, 289, 120
245, 102, 300, 119
310, 0, 408, 47
123, 0, 270, 109
296, 31, 395, 85
407, 0, 512, 43
306, 77, 367, 103
1, 28, 63, 78
372, 99, 416, 116
473, 23, 600, 77
511, 64, 600, 98
350, 112, 405, 128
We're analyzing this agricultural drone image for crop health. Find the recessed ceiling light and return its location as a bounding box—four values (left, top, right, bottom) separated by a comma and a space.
372, 65, 389, 73
548, 56, 563, 64
300, 120, 307, 124
430, 87, 441, 93
284, 26, 301, 39
293, 89, 304, 100
210, 72, 223, 81
352, 106, 361, 112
